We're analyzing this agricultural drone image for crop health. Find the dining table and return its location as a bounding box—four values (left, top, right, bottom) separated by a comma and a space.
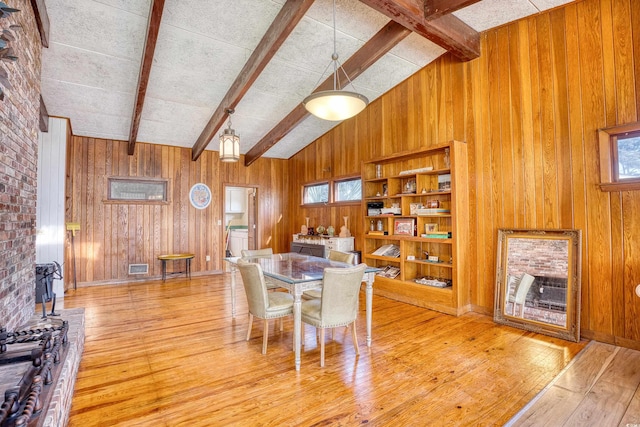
224, 252, 379, 371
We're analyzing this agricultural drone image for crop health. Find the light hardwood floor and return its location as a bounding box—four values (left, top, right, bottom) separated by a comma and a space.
507, 341, 640, 426
62, 273, 588, 426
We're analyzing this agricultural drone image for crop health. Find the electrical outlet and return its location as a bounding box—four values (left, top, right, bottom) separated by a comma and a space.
206, 255, 210, 262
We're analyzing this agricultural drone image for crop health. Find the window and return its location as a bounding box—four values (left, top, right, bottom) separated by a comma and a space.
335, 178, 362, 202
303, 183, 329, 204
599, 122, 640, 191
108, 177, 168, 202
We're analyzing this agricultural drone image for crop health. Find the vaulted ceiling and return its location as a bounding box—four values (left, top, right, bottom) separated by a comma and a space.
40, 0, 574, 165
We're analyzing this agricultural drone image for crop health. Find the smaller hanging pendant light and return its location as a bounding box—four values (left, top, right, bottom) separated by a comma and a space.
219, 108, 240, 162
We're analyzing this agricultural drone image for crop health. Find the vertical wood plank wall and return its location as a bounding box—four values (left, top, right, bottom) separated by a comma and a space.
287, 0, 640, 347
65, 137, 290, 283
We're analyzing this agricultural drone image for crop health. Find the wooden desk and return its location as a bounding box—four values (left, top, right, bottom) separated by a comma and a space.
225, 253, 379, 371
157, 254, 194, 281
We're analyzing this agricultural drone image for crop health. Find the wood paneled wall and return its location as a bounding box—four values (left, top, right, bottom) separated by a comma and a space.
66, 137, 290, 284
287, 0, 640, 347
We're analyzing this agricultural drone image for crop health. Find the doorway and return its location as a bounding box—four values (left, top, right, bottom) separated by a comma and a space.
224, 185, 258, 257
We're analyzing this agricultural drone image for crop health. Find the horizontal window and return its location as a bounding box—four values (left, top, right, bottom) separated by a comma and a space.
108, 177, 168, 202
334, 178, 362, 202
303, 182, 329, 204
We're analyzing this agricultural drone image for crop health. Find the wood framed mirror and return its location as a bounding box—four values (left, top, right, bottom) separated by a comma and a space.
494, 229, 582, 342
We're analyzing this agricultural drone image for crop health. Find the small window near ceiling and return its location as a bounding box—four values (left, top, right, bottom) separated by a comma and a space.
303, 183, 329, 205
615, 132, 640, 180
599, 122, 640, 192
335, 178, 362, 202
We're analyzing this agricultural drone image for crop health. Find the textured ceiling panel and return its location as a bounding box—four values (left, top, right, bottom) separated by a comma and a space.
454, 0, 539, 32
40, 0, 579, 160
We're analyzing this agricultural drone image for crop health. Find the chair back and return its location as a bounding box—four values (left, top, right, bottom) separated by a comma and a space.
319, 263, 367, 326
328, 250, 355, 264
237, 260, 269, 318
241, 248, 273, 257
514, 273, 535, 305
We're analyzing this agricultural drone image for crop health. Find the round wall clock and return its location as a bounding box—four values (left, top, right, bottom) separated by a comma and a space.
189, 183, 211, 209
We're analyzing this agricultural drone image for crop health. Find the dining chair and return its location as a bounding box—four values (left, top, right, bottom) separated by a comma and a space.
241, 248, 279, 290
237, 259, 294, 354
302, 250, 355, 300
301, 263, 367, 367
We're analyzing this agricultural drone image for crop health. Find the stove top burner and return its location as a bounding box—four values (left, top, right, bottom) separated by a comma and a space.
0, 319, 68, 427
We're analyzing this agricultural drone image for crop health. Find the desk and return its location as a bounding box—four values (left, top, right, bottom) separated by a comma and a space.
157, 253, 194, 281
225, 253, 379, 371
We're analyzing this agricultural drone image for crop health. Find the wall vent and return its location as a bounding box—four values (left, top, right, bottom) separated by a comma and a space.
128, 264, 149, 275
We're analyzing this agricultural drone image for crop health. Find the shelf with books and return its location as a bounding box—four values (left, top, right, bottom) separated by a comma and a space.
362, 141, 470, 315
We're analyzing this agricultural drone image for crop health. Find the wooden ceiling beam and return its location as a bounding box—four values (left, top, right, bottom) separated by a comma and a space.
30, 0, 50, 47
128, 0, 165, 155
244, 20, 411, 166
191, 0, 315, 161
423, 0, 481, 21
358, 0, 479, 61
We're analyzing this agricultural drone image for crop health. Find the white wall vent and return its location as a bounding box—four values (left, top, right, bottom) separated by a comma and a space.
128, 264, 149, 275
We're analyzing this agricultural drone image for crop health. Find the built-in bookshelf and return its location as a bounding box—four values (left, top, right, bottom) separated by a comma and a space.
362, 141, 470, 315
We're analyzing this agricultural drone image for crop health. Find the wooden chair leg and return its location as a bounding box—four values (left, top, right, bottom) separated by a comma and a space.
351, 321, 359, 355
319, 328, 326, 367
246, 313, 254, 341
262, 319, 269, 354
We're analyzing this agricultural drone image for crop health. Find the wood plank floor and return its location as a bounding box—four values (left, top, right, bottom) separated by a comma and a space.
507, 340, 640, 426
61, 273, 589, 426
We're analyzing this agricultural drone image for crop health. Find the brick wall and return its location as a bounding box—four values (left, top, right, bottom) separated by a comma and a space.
507, 238, 569, 279
0, 1, 42, 330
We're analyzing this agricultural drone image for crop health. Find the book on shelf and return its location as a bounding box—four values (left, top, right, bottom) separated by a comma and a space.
371, 244, 401, 257
421, 231, 452, 239
376, 265, 401, 279
368, 230, 388, 236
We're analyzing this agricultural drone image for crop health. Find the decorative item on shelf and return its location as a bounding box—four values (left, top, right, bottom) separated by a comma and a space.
410, 203, 423, 215
393, 218, 415, 236
219, 109, 240, 162
302, 0, 368, 121
376, 164, 382, 178
425, 223, 438, 232
382, 183, 388, 196
301, 217, 310, 235
414, 277, 451, 288
376, 219, 383, 232
426, 200, 440, 208
369, 220, 374, 232
421, 188, 427, 194
404, 178, 417, 194
400, 166, 434, 175
307, 227, 315, 235
339, 216, 351, 237
423, 250, 429, 259
327, 225, 335, 236
438, 174, 451, 191
316, 225, 326, 235
443, 147, 450, 169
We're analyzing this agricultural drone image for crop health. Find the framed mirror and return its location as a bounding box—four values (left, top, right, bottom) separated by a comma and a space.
494, 229, 582, 342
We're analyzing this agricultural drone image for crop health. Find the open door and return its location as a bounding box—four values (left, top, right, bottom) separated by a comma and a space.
224, 185, 258, 257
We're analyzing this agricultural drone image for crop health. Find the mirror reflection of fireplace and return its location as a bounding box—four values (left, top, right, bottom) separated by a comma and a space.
505, 274, 567, 327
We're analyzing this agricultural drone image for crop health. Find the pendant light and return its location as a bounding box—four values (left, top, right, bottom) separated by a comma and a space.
219, 108, 240, 162
303, 0, 368, 121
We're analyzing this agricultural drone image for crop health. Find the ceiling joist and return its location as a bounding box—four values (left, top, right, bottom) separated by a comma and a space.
358, 0, 480, 61
128, 0, 165, 155
244, 20, 411, 166
191, 0, 315, 161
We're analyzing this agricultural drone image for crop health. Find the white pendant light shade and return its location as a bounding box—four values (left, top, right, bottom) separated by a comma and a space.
303, 0, 368, 122
219, 128, 240, 162
219, 108, 240, 162
303, 90, 368, 121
